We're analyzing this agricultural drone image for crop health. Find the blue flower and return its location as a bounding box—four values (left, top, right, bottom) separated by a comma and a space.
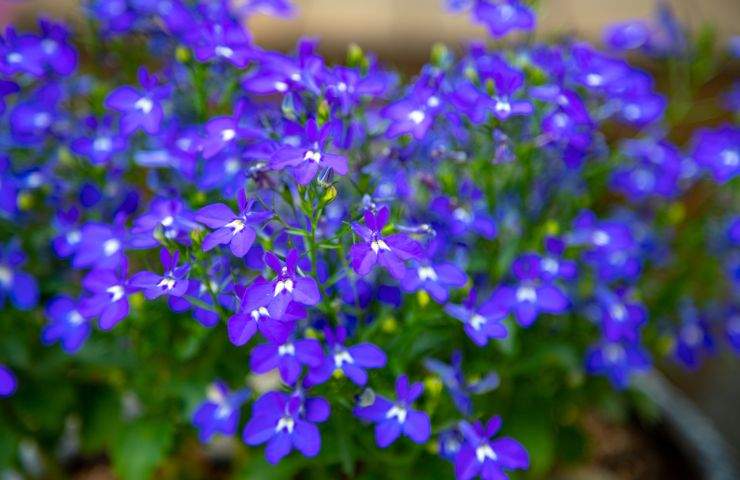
41, 296, 91, 354
104, 67, 169, 135
354, 375, 431, 448
192, 381, 250, 443
424, 351, 499, 415
0, 241, 38, 311
306, 326, 387, 387
0, 365, 17, 397
454, 416, 529, 480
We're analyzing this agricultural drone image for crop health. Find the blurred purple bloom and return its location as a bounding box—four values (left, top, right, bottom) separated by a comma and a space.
73, 222, 127, 270
401, 258, 468, 303
691, 126, 739, 184
424, 351, 499, 415
250, 337, 324, 385
42, 296, 91, 354
0, 365, 16, 397
79, 265, 133, 330
104, 67, 168, 135
454, 416, 529, 480
192, 381, 250, 443
243, 389, 330, 464
596, 288, 646, 342
354, 375, 431, 448
445, 290, 508, 346
586, 339, 650, 389
0, 241, 38, 310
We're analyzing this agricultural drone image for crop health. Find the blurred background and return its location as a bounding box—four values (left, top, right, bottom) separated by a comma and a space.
1, 0, 739, 463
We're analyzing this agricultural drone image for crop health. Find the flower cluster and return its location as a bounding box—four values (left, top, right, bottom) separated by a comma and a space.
0, 0, 737, 478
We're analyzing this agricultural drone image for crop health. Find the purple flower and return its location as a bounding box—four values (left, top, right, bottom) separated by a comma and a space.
585, 339, 650, 389
249, 337, 324, 385
195, 189, 270, 257
70, 117, 127, 165
191, 20, 253, 68
9, 83, 61, 145
489, 254, 569, 327
401, 256, 468, 304
0, 80, 19, 116
691, 126, 739, 184
0, 241, 38, 310
603, 21, 651, 51
51, 208, 82, 258
610, 138, 683, 200
349, 206, 424, 280
445, 290, 508, 346
41, 296, 91, 354
454, 416, 529, 480
382, 86, 442, 140
104, 67, 168, 135
271, 119, 349, 185
0, 25, 45, 77
192, 381, 250, 443
354, 375, 431, 448
726, 310, 740, 354
453, 54, 532, 123
35, 19, 78, 76
130, 249, 190, 300
306, 326, 387, 387
596, 288, 646, 342
238, 0, 297, 18
243, 389, 330, 464
539, 237, 577, 282
242, 249, 320, 319
227, 279, 305, 345
78, 265, 133, 330
72, 222, 126, 270
424, 351, 499, 415
472, 0, 535, 38
0, 365, 17, 397
673, 306, 714, 370
132, 197, 196, 248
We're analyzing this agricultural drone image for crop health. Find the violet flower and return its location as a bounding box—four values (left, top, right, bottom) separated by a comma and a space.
72, 222, 126, 270
249, 337, 324, 385
691, 126, 739, 184
306, 326, 387, 387
243, 389, 330, 464
131, 197, 196, 248
195, 189, 270, 257
79, 265, 133, 330
354, 375, 431, 448
596, 288, 646, 342
445, 290, 508, 347
70, 116, 128, 165
673, 305, 715, 370
349, 206, 424, 280
0, 365, 16, 397
401, 258, 468, 304
271, 119, 349, 185
424, 351, 499, 415
242, 249, 320, 319
0, 241, 38, 311
192, 381, 250, 443
104, 67, 168, 135
191, 20, 253, 68
585, 339, 650, 389
130, 249, 190, 300
41, 296, 91, 354
454, 416, 529, 480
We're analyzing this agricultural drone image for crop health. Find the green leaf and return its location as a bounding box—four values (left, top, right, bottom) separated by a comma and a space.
111, 418, 174, 480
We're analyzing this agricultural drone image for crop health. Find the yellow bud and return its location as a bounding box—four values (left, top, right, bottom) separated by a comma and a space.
17, 192, 34, 211
304, 327, 321, 340
129, 292, 145, 310
424, 376, 443, 397
57, 146, 74, 167
332, 369, 344, 380
545, 219, 559, 236
657, 335, 675, 356
321, 185, 338, 204
175, 46, 191, 63
667, 202, 685, 225
417, 290, 430, 308
426, 441, 439, 454
381, 316, 398, 334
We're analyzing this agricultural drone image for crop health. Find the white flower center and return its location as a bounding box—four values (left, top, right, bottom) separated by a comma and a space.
0, 266, 13, 286
304, 150, 322, 163
333, 350, 354, 368
604, 343, 625, 363
157, 277, 176, 291
408, 109, 426, 125
42, 39, 58, 55
721, 149, 738, 167
161, 215, 174, 227
134, 97, 153, 114
592, 230, 610, 246
66, 230, 81, 245
610, 303, 627, 322
494, 99, 511, 116
103, 239, 121, 256
225, 219, 245, 234
470, 313, 487, 330
215, 404, 231, 419
385, 405, 407, 424
541, 257, 558, 274
370, 239, 391, 253
220, 128, 236, 142
250, 306, 270, 321
274, 81, 288, 92
476, 444, 498, 463
93, 136, 113, 152
106, 285, 125, 302
275, 416, 295, 434
68, 310, 85, 326
215, 45, 234, 58
33, 112, 51, 128
427, 96, 440, 108
7, 52, 22, 64
681, 324, 703, 346
498, 3, 515, 20
278, 343, 295, 356
516, 286, 537, 303
273, 278, 294, 296
225, 158, 240, 174
585, 73, 603, 87
417, 266, 438, 282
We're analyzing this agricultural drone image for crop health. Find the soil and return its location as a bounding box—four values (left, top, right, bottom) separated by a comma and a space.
553, 413, 701, 480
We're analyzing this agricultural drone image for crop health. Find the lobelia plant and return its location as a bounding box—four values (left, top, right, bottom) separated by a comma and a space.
0, 0, 738, 479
